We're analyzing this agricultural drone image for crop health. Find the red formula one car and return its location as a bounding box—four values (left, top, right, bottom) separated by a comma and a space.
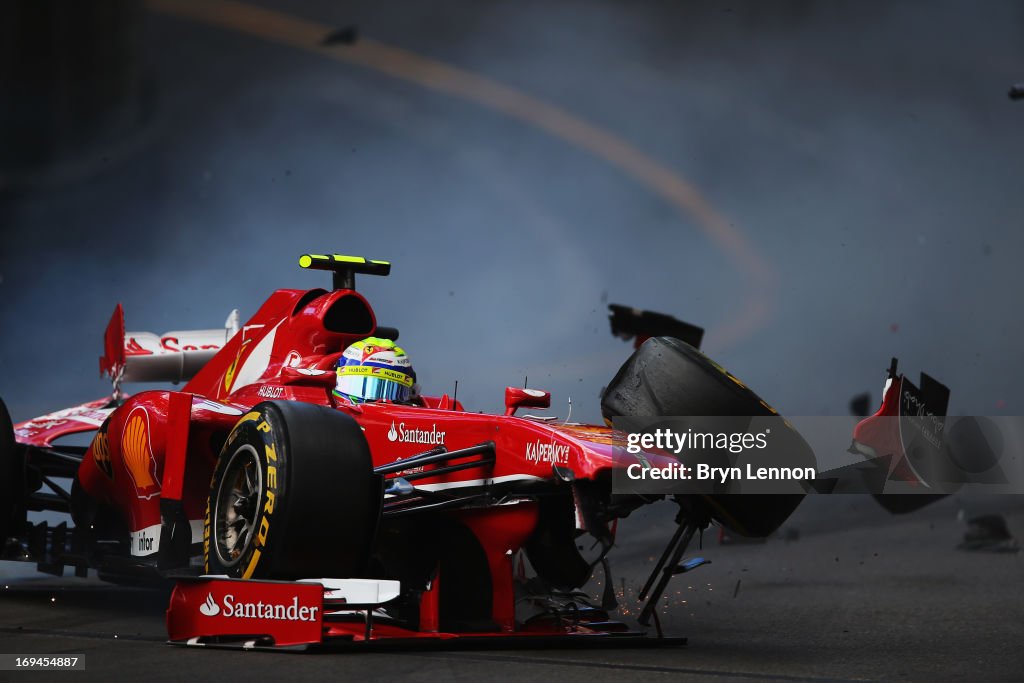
0, 254, 939, 649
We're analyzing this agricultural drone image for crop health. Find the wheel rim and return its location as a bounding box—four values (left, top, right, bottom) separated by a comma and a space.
212, 444, 263, 568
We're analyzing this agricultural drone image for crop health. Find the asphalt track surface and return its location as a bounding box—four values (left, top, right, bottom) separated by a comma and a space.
2, 495, 1022, 682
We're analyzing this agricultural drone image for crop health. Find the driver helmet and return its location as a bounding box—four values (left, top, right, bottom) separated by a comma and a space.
334, 337, 415, 403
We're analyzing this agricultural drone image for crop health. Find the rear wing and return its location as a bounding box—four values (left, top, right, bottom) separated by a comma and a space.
99, 304, 239, 389
851, 358, 951, 513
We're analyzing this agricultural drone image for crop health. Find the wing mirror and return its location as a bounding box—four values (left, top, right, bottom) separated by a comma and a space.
504, 387, 551, 416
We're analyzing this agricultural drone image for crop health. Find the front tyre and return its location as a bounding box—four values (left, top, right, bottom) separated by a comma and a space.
205, 401, 381, 580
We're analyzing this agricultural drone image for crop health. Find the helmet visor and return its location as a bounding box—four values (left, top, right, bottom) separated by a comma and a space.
335, 371, 413, 403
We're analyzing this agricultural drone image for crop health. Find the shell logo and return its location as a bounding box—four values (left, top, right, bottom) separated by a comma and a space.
122, 408, 161, 499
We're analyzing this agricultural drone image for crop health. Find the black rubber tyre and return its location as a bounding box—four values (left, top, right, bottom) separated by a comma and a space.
205, 401, 382, 580
0, 397, 26, 544
602, 337, 811, 538
603, 337, 778, 419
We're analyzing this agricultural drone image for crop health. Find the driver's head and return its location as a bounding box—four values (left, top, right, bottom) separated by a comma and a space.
334, 336, 415, 403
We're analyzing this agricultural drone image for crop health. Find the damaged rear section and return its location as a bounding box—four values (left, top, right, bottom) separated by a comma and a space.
851, 358, 951, 513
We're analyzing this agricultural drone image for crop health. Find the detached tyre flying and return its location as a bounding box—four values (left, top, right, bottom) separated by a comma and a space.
205, 400, 382, 580
602, 336, 814, 537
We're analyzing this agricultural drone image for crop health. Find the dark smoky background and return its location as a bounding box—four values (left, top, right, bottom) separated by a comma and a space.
2, 4, 1024, 669
1, 0, 1022, 426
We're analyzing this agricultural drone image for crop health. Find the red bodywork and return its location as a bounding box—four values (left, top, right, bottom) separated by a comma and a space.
59, 287, 656, 560
14, 284, 673, 642
10, 268, 944, 647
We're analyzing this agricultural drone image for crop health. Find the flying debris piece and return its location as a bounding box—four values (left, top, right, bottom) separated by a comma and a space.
1008, 83, 1024, 100
676, 557, 710, 574
958, 514, 1020, 553
607, 304, 704, 350
322, 25, 359, 46
849, 392, 871, 418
